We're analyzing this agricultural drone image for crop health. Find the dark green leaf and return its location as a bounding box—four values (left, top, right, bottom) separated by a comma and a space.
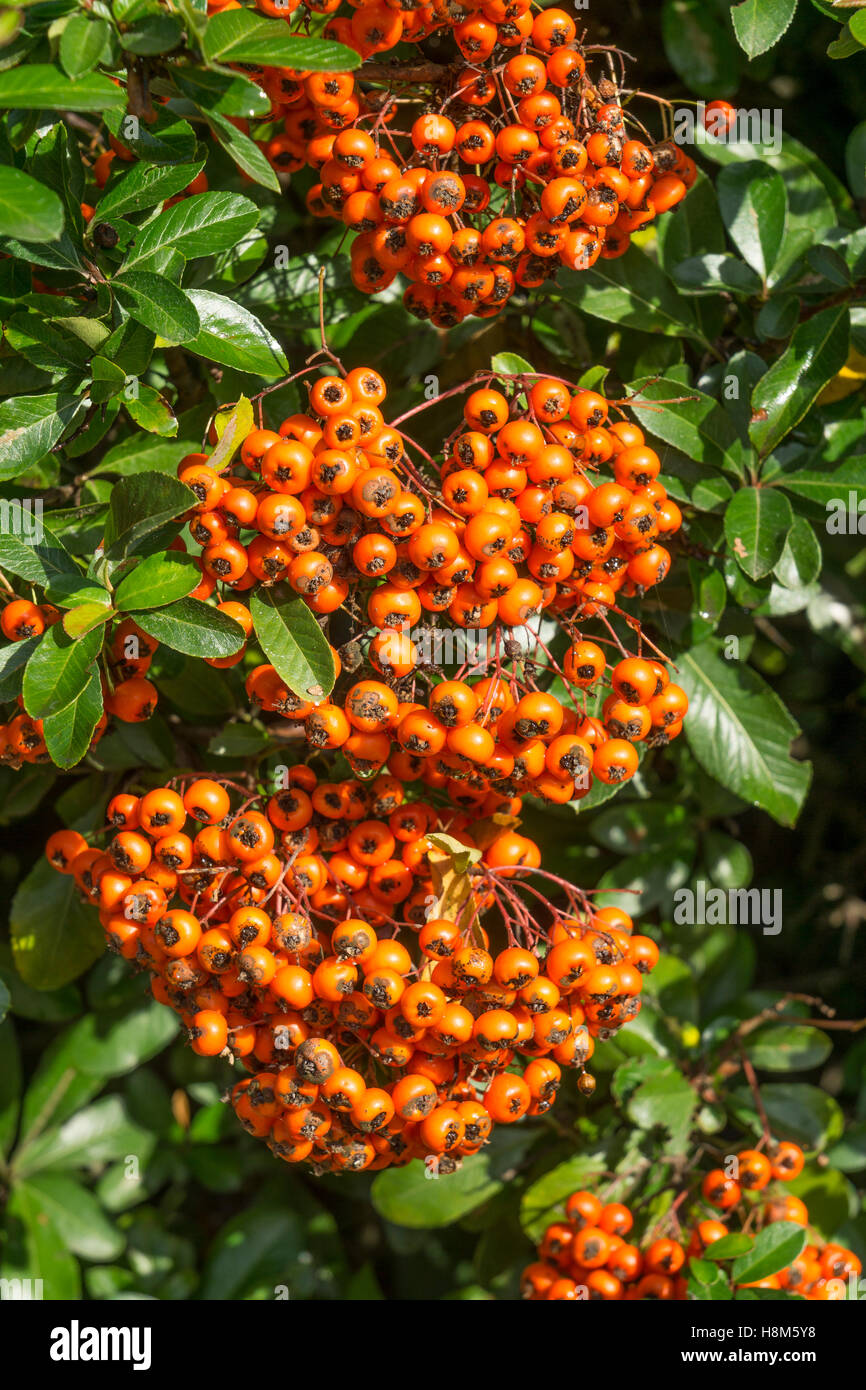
559, 254, 705, 342
21, 623, 104, 720
10, 857, 104, 990
750, 306, 851, 455
732, 1223, 807, 1285
174, 67, 270, 119
201, 11, 360, 69
661, 0, 739, 94
774, 515, 822, 588
113, 272, 200, 346
372, 1127, 540, 1228
678, 639, 812, 826
730, 1083, 844, 1149
14, 1094, 154, 1177
124, 383, 178, 436
0, 65, 125, 112
627, 375, 743, 476
17, 1174, 122, 1261
59, 14, 111, 78
103, 473, 197, 559
717, 162, 787, 282
0, 533, 77, 584
129, 597, 246, 657
97, 155, 207, 220
725, 487, 793, 579
120, 13, 184, 55
129, 192, 259, 264
3, 1183, 82, 1297
250, 584, 336, 701
204, 108, 280, 192
184, 289, 289, 377
0, 166, 63, 241
745, 1025, 832, 1072
42, 667, 104, 769
0, 1018, 20, 1157
0, 393, 86, 480
674, 254, 763, 296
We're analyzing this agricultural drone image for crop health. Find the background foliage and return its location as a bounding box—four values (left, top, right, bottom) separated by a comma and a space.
0, 0, 864, 1300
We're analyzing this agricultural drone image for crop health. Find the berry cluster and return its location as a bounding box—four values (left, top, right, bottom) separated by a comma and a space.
524, 1149, 862, 1300
241, 4, 695, 319
0, 365, 687, 784
44, 770, 659, 1173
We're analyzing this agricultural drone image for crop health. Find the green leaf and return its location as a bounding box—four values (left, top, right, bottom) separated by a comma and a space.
732, 1223, 807, 1286
597, 849, 693, 915
96, 155, 207, 220
371, 1127, 539, 1228
673, 253, 763, 296
103, 473, 197, 559
173, 67, 271, 119
519, 1154, 607, 1240
42, 667, 104, 768
730, 1082, 844, 1150
491, 351, 534, 379
21, 623, 104, 720
62, 600, 113, 640
16, 1174, 122, 1261
678, 639, 812, 827
717, 162, 787, 282
201, 11, 360, 69
703, 1233, 755, 1260
845, 121, 866, 200
199, 1189, 342, 1299
3, 1182, 82, 1298
0, 166, 64, 241
10, 857, 104, 990
627, 375, 743, 475
129, 191, 259, 264
745, 1025, 832, 1072
124, 383, 178, 436
113, 272, 200, 347
732, 0, 798, 58
725, 487, 793, 580
590, 802, 689, 856
0, 65, 125, 112
0, 533, 77, 584
0, 1018, 21, 1157
777, 456, 866, 507
114, 551, 201, 610
205, 108, 280, 192
703, 829, 753, 889
184, 289, 289, 378
250, 584, 336, 701
129, 597, 246, 657
661, 0, 740, 94
120, 12, 184, 55
14, 1094, 154, 1177
0, 393, 86, 480
825, 1125, 866, 1173
774, 515, 822, 588
625, 1061, 697, 1149
59, 13, 111, 78
750, 306, 851, 456
559, 253, 706, 342
0, 635, 39, 703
